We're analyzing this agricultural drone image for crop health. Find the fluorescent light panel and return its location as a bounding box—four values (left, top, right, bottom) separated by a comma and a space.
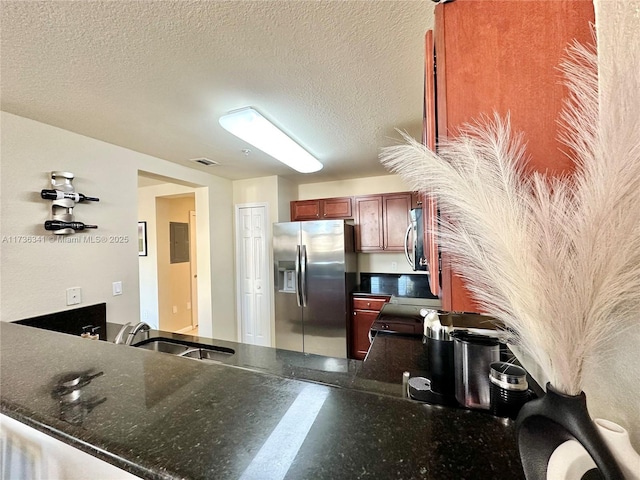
219, 107, 323, 173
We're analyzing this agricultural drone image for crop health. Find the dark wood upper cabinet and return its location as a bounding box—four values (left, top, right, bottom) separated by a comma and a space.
428, 0, 595, 312
354, 195, 384, 251
322, 197, 353, 219
355, 192, 412, 252
290, 197, 353, 221
382, 193, 413, 251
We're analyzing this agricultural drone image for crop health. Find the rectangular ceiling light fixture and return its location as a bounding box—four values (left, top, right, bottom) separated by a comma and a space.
219, 107, 323, 173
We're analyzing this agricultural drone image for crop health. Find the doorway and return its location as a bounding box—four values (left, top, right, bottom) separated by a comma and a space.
235, 204, 271, 346
189, 210, 198, 331
156, 194, 196, 333
138, 172, 207, 336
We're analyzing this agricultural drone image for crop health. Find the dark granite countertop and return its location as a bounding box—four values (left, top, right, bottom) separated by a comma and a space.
1, 322, 524, 479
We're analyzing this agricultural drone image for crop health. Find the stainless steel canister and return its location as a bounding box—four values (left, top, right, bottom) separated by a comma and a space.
489, 361, 529, 419
450, 331, 501, 410
424, 325, 455, 396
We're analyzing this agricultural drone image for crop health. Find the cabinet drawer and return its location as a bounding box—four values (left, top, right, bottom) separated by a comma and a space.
352, 296, 389, 312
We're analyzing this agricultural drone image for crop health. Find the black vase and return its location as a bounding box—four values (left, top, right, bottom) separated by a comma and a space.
515, 383, 624, 479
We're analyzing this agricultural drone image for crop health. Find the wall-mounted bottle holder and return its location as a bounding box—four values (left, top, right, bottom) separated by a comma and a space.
50, 171, 75, 234
42, 171, 99, 234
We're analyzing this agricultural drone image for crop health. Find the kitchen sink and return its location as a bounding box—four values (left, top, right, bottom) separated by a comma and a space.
179, 347, 233, 363
133, 338, 235, 363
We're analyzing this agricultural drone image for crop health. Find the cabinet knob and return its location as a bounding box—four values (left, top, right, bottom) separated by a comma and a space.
367, 302, 371, 307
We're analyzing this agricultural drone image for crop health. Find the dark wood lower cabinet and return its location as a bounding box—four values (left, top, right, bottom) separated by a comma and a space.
350, 295, 390, 360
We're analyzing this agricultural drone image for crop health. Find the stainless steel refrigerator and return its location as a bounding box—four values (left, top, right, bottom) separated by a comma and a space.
273, 220, 357, 358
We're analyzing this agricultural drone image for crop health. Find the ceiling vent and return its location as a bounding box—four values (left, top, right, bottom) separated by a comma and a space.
190, 157, 219, 167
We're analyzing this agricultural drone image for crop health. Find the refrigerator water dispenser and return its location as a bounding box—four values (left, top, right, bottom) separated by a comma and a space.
277, 261, 297, 293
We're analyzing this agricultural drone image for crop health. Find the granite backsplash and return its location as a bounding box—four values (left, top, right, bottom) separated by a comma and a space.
357, 273, 438, 299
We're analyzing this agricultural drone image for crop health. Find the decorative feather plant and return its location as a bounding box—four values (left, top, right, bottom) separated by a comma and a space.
380, 34, 640, 396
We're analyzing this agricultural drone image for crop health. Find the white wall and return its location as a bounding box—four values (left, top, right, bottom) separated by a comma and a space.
579, 0, 640, 450
277, 176, 297, 223
297, 174, 411, 199
0, 113, 139, 323
233, 176, 280, 210
0, 112, 235, 343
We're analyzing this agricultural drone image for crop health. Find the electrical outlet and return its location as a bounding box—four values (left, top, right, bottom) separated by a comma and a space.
66, 287, 82, 306
391, 262, 398, 271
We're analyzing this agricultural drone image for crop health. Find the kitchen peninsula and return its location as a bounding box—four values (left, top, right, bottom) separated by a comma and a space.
0, 322, 524, 479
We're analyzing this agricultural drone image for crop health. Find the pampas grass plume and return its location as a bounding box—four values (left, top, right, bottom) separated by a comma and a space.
380, 35, 640, 395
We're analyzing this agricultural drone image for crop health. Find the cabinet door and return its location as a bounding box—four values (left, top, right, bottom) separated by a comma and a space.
434, 1, 594, 312
422, 31, 440, 297
383, 193, 412, 251
355, 195, 384, 251
351, 310, 378, 360
321, 197, 353, 219
291, 200, 320, 221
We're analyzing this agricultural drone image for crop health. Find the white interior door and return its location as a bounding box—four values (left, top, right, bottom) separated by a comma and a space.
236, 204, 270, 346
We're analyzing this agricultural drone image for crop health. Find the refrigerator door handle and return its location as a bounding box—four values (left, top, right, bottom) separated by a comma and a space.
300, 245, 308, 307
295, 245, 302, 307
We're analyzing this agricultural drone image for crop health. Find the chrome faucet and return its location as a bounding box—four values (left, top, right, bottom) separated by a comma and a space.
114, 321, 151, 345
125, 321, 151, 345
114, 322, 131, 344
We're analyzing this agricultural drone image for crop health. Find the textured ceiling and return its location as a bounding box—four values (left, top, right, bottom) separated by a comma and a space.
1, 1, 435, 184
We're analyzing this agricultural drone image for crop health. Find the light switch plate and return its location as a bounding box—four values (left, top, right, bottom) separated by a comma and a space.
112, 281, 123, 296
66, 287, 82, 306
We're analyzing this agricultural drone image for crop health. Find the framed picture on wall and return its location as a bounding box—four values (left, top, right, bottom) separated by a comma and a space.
138, 221, 147, 256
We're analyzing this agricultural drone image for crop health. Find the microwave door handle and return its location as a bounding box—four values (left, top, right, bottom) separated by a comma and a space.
404, 223, 415, 270
300, 245, 308, 307
295, 245, 302, 307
